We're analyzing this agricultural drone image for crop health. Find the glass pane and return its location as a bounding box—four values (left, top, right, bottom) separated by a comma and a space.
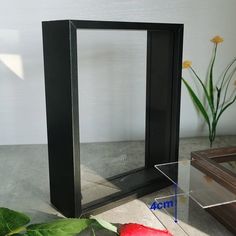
155, 160, 236, 208
149, 190, 232, 235
219, 160, 236, 174
77, 29, 147, 206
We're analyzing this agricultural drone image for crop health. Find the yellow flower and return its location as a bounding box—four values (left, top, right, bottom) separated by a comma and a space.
182, 60, 192, 69
210, 35, 224, 44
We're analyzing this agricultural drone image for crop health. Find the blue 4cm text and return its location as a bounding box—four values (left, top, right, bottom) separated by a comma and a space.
150, 200, 174, 210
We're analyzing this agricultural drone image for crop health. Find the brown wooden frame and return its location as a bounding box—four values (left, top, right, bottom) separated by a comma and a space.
191, 147, 236, 194
191, 147, 236, 234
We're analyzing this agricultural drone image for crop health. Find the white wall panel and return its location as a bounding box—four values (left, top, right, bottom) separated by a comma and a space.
0, 0, 235, 144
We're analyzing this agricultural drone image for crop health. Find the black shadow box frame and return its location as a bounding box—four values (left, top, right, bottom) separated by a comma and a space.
42, 20, 183, 217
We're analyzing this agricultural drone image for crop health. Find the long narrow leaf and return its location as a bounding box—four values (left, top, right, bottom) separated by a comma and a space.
220, 65, 236, 110
208, 44, 217, 109
182, 78, 210, 127
190, 67, 214, 114
215, 86, 221, 119
216, 94, 236, 125
225, 87, 236, 103
219, 57, 236, 89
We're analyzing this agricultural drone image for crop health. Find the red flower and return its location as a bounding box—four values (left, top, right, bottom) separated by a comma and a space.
119, 223, 173, 236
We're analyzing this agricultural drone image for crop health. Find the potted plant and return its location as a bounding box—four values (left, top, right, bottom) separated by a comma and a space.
182, 36, 236, 147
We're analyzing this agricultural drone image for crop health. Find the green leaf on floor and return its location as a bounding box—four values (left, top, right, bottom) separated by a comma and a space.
0, 207, 30, 236
24, 218, 95, 236
90, 216, 118, 234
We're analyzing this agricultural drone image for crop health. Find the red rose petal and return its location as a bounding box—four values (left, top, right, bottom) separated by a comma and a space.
119, 223, 173, 236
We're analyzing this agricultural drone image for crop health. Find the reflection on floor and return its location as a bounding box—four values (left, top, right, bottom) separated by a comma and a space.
0, 136, 235, 235
80, 140, 145, 204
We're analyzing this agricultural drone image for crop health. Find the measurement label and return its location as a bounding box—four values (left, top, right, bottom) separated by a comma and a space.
150, 200, 174, 210
149, 183, 178, 223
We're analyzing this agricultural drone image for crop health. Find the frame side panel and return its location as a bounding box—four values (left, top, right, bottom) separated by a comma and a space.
169, 26, 183, 163
42, 21, 80, 217
146, 30, 176, 167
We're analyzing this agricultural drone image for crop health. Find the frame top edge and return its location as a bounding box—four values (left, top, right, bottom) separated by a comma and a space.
42, 19, 183, 30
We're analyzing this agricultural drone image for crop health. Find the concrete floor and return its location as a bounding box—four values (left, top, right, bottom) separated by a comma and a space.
0, 136, 235, 235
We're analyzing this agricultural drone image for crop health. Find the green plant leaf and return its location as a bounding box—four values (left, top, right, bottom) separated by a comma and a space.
190, 67, 214, 114
208, 44, 217, 110
90, 216, 118, 234
219, 57, 236, 90
182, 78, 210, 128
24, 219, 95, 236
220, 65, 236, 109
216, 94, 236, 125
0, 208, 30, 236
214, 86, 221, 120
91, 227, 96, 236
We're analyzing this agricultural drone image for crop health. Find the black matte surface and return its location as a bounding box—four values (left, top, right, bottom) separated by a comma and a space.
42, 20, 183, 217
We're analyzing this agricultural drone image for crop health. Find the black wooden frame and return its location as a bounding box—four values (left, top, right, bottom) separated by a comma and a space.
42, 20, 183, 217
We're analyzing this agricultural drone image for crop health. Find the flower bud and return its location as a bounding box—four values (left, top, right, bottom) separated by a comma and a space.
182, 60, 192, 69
211, 35, 224, 44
